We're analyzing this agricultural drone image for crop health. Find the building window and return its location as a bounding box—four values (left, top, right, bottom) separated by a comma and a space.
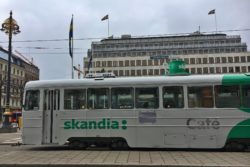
209, 57, 214, 64
119, 61, 124, 67
241, 56, 246, 63
222, 57, 227, 63
247, 56, 250, 62
142, 60, 147, 66
222, 67, 227, 73
196, 58, 201, 64
216, 67, 221, 73
119, 70, 124, 76
184, 58, 189, 64
136, 60, 141, 66
235, 66, 240, 73
154, 69, 159, 75
125, 70, 130, 76
137, 70, 141, 76
154, 60, 159, 66
228, 57, 233, 63
125, 60, 129, 66
188, 86, 213, 108
242, 66, 247, 73
229, 67, 234, 73
142, 69, 147, 75
131, 70, 135, 76
203, 58, 208, 64
148, 60, 153, 66
215, 57, 220, 63
197, 68, 202, 74
108, 61, 112, 67
235, 57, 239, 63
190, 58, 195, 64
191, 68, 195, 74
130, 60, 135, 66
148, 69, 153, 75
209, 67, 214, 74
203, 67, 208, 74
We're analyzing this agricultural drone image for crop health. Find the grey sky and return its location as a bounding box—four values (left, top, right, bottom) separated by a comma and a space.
0, 0, 249, 80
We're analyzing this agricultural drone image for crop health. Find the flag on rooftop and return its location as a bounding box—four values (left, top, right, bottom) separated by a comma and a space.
101, 14, 109, 21
208, 9, 215, 15
69, 16, 73, 58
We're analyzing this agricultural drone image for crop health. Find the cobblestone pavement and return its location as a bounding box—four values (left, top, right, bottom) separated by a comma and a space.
0, 132, 250, 166
0, 145, 249, 167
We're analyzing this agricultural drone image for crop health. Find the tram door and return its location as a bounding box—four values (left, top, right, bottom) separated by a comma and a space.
43, 89, 60, 144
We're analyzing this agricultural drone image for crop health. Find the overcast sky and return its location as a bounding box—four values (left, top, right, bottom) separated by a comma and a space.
0, 0, 249, 80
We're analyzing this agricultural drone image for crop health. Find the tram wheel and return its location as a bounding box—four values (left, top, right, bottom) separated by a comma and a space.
225, 142, 246, 152
111, 139, 128, 150
69, 140, 86, 150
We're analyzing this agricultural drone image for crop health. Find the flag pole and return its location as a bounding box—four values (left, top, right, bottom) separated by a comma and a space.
214, 11, 217, 33
71, 14, 74, 79
108, 17, 109, 37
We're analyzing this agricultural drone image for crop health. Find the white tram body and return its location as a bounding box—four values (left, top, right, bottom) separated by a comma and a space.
22, 74, 250, 149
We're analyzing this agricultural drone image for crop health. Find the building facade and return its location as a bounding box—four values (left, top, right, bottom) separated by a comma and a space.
83, 33, 249, 76
0, 47, 39, 117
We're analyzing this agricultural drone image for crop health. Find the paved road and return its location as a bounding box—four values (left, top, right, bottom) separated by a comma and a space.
0, 132, 250, 166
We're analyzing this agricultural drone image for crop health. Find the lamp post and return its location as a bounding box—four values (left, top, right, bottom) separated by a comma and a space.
0, 11, 20, 127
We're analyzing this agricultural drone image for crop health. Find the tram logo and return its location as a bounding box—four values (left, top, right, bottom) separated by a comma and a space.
64, 119, 127, 130
186, 118, 220, 129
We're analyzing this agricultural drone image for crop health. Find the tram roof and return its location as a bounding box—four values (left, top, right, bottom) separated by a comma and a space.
25, 74, 226, 89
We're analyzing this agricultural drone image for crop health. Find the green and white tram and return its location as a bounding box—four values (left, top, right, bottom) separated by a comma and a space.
22, 74, 250, 150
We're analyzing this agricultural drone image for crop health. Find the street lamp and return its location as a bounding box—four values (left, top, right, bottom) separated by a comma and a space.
1, 11, 20, 127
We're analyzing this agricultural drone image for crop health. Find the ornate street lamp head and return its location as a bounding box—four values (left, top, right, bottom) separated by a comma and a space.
1, 11, 21, 35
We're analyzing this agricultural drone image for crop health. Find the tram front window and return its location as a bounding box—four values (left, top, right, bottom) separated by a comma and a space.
24, 90, 40, 111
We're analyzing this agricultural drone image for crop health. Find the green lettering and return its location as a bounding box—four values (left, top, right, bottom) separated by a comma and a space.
98, 119, 106, 129
80, 121, 88, 129
72, 119, 80, 129
111, 121, 119, 129
64, 121, 71, 129
122, 120, 127, 130
89, 121, 97, 129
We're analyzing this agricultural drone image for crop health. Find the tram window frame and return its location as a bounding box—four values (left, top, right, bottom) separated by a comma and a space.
111, 87, 134, 109
24, 90, 40, 111
64, 89, 86, 110
215, 85, 240, 108
163, 86, 184, 108
135, 87, 159, 109
188, 86, 214, 108
241, 85, 250, 108
87, 88, 109, 109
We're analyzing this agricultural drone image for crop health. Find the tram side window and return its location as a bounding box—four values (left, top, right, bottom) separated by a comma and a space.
24, 90, 40, 111
163, 86, 184, 108
241, 85, 250, 108
111, 88, 134, 109
188, 86, 213, 108
135, 87, 159, 108
215, 85, 240, 108
64, 89, 86, 110
87, 88, 109, 109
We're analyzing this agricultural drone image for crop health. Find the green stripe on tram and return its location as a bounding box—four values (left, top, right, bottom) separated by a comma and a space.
222, 74, 250, 85
222, 74, 250, 139
227, 118, 250, 139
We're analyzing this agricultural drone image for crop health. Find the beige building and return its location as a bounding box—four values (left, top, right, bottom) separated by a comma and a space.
0, 47, 39, 117
84, 33, 248, 76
